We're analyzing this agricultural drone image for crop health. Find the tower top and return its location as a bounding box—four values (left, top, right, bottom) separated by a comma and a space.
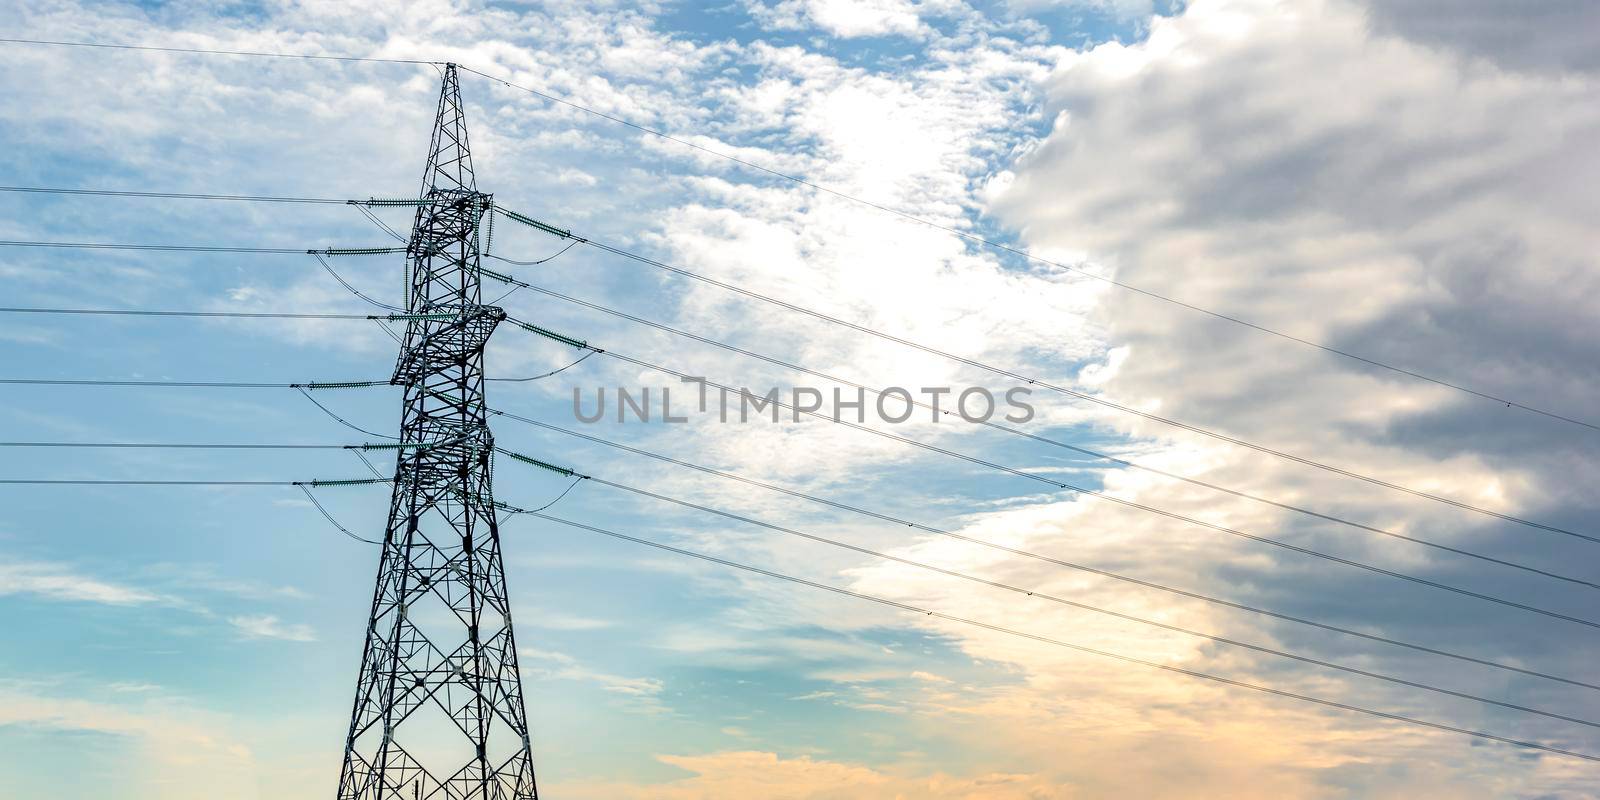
418, 63, 476, 196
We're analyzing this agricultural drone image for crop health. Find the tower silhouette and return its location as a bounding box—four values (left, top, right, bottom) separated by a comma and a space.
337, 64, 537, 800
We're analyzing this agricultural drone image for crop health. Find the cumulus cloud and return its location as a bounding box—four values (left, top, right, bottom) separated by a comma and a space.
846, 0, 1600, 792
749, 0, 941, 38
1358, 0, 1600, 75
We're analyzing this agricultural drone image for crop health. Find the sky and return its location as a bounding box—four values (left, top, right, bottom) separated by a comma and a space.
1, 0, 1599, 797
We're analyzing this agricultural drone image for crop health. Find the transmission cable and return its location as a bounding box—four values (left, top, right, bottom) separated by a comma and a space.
0, 240, 308, 254
297, 387, 400, 441
352, 203, 408, 244
0, 185, 346, 203
550, 469, 1600, 727
0, 233, 1574, 537
299, 484, 383, 544
483, 240, 578, 304
312, 253, 405, 312
371, 318, 406, 347
0, 56, 1585, 432
486, 244, 578, 268
486, 350, 596, 382
0, 441, 340, 449
1, 378, 303, 388
0, 441, 412, 451
0, 180, 1583, 430
14, 451, 1585, 756
496, 477, 587, 527
8, 355, 1582, 626
515, 509, 1600, 765
351, 449, 390, 481
3, 271, 1584, 574
0, 306, 410, 320
0, 36, 439, 65
0, 477, 387, 486
4, 358, 1591, 627
484, 274, 1600, 574
448, 68, 1598, 432
487, 223, 1593, 539
546, 350, 1600, 630
485, 409, 1600, 691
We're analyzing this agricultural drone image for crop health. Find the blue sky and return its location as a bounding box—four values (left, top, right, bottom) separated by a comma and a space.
3, 0, 1600, 798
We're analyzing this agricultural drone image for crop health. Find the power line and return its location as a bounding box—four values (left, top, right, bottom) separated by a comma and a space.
312, 253, 404, 312
1, 378, 302, 388
0, 36, 438, 65
0, 441, 339, 449
0, 306, 409, 320
486, 244, 577, 267
7, 37, 1594, 768
0, 478, 386, 486
561, 471, 1600, 729
565, 351, 1600, 630
351, 203, 408, 243
487, 410, 1600, 692
299, 484, 382, 544
5, 280, 1587, 584
0, 442, 409, 451
0, 240, 309, 254
490, 223, 1595, 539
14, 346, 1575, 627
6, 332, 1592, 624
485, 274, 1600, 581
519, 510, 1600, 765
486, 349, 596, 382
350, 449, 390, 480
9, 452, 1596, 755
453, 70, 1597, 433
0, 378, 385, 388
0, 185, 346, 203
0, 41, 1584, 430
297, 387, 398, 440
1, 230, 1583, 539
29, 420, 1587, 672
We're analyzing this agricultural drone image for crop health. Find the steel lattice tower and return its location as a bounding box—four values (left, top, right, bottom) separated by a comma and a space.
338, 64, 537, 800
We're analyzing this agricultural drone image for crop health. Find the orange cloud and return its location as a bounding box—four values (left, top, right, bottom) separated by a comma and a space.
552, 750, 1074, 799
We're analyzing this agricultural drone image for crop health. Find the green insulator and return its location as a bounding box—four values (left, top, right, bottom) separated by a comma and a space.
383, 313, 457, 321
497, 448, 575, 477
480, 266, 515, 284
353, 198, 429, 207
513, 320, 588, 350
493, 206, 575, 240
309, 246, 408, 256
303, 478, 390, 487
295, 380, 388, 390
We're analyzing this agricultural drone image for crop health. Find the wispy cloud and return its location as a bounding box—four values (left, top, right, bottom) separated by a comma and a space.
521, 648, 670, 714
228, 614, 316, 642
0, 559, 160, 605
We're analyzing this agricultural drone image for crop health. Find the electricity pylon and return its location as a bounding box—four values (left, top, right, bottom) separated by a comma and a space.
337, 64, 538, 800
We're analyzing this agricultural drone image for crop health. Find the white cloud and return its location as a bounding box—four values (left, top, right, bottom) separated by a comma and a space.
228, 614, 317, 642
0, 559, 160, 605
521, 648, 670, 713
0, 681, 258, 800
750, 0, 938, 38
